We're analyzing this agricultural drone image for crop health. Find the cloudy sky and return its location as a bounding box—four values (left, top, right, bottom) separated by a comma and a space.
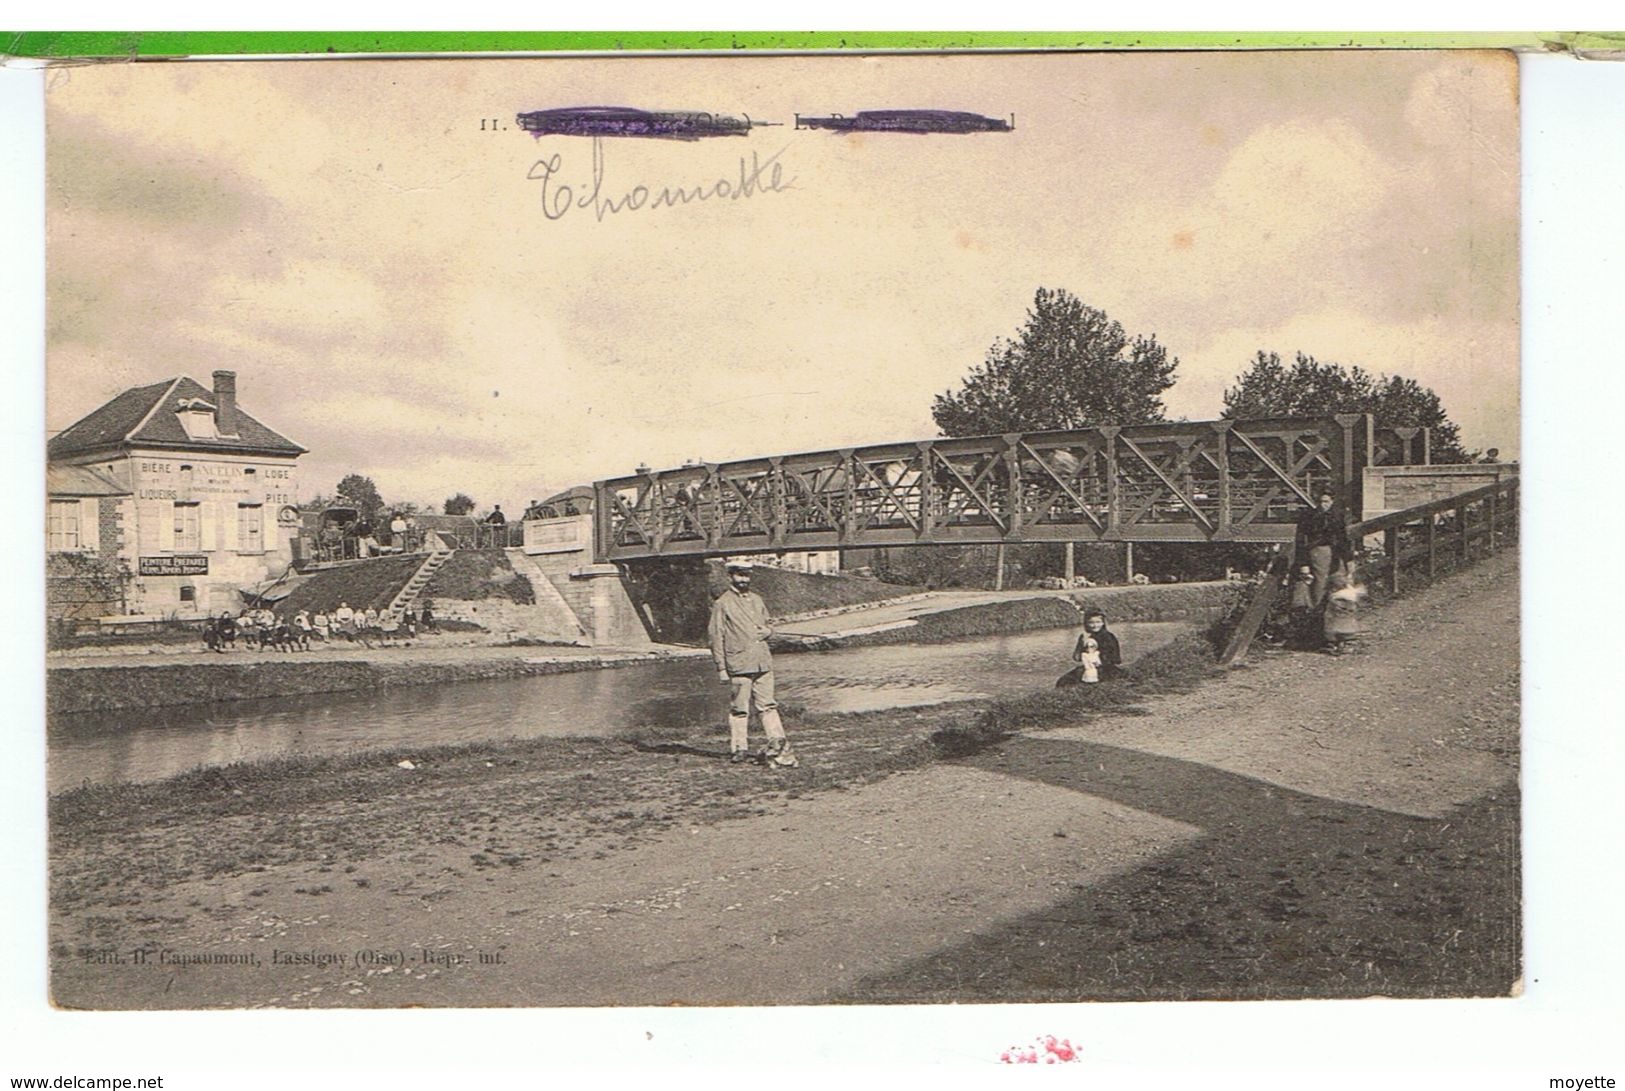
45, 51, 1518, 512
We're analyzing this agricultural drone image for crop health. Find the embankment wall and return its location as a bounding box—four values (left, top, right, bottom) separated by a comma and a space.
48, 652, 700, 715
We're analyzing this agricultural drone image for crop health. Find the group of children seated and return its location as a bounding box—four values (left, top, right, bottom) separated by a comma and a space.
203, 608, 306, 653
203, 600, 436, 653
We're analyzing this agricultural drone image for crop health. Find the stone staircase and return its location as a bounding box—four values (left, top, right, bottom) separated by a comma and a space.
503, 548, 592, 643
387, 549, 452, 617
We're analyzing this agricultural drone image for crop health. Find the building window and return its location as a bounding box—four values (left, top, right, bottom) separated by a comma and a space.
238, 504, 263, 553
173, 502, 201, 551
179, 585, 196, 603
48, 499, 81, 551
176, 403, 219, 440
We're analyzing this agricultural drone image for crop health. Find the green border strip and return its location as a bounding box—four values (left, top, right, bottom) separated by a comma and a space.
4, 31, 1623, 60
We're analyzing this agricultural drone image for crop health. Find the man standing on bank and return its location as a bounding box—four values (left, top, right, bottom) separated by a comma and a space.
709, 559, 798, 767
1293, 487, 1356, 609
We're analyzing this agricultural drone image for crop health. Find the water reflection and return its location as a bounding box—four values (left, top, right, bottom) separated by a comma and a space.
49, 622, 1191, 790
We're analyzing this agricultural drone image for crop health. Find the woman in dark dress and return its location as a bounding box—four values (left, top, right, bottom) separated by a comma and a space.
1057, 609, 1124, 687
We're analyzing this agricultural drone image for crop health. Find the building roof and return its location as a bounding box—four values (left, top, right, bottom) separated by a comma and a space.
537, 485, 594, 516
46, 463, 132, 497
48, 376, 307, 459
543, 485, 595, 505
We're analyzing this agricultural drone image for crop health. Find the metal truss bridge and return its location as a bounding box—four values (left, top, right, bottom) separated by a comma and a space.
592, 414, 1434, 562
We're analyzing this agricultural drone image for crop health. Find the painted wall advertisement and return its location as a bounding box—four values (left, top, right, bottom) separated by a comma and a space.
138, 555, 209, 576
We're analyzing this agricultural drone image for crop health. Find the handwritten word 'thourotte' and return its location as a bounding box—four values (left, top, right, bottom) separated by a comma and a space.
526, 137, 793, 223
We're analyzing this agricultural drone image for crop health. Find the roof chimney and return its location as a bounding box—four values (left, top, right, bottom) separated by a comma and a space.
212, 370, 239, 436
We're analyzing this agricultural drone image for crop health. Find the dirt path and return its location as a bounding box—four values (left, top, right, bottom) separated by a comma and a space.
50, 553, 1518, 1007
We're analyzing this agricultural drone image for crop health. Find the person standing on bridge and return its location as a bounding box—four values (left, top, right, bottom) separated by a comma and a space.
709, 560, 798, 768
1293, 488, 1356, 609
483, 504, 507, 548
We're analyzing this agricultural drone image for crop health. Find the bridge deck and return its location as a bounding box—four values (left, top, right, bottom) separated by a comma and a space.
594, 415, 1436, 562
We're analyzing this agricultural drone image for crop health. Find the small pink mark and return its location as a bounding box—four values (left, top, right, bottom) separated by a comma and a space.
1000, 1036, 1080, 1064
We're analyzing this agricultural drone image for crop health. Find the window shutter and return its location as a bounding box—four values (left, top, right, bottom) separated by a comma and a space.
79, 499, 98, 552
158, 503, 175, 551
201, 502, 217, 552
262, 505, 277, 554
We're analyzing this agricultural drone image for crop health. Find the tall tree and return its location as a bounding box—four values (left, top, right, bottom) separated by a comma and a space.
443, 492, 476, 516
932, 288, 1178, 436
1222, 351, 1470, 463
334, 473, 384, 519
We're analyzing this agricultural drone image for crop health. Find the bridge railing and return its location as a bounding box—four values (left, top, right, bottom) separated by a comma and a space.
595, 415, 1431, 561
1353, 475, 1519, 595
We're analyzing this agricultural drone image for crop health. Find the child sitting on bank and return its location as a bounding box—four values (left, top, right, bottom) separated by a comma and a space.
1056, 609, 1123, 687
1076, 634, 1103, 683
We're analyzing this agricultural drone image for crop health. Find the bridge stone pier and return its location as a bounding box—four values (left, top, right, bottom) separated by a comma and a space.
514, 515, 654, 647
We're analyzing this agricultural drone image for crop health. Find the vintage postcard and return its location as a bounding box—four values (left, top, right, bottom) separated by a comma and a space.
42, 49, 1520, 1016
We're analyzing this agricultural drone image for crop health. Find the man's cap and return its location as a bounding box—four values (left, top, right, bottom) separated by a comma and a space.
725, 559, 755, 571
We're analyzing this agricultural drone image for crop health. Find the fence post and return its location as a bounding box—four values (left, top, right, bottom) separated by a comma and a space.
1426, 512, 1437, 580
1487, 490, 1498, 553
1458, 501, 1471, 564
1384, 526, 1400, 595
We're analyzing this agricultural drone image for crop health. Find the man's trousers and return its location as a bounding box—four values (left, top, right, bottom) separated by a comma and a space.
728, 670, 787, 753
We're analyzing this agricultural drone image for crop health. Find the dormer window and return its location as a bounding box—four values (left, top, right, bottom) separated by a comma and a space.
175, 397, 219, 440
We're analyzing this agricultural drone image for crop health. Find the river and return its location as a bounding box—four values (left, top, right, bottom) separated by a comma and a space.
48, 621, 1192, 790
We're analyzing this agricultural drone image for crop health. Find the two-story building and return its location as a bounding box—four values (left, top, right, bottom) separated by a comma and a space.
46, 371, 307, 620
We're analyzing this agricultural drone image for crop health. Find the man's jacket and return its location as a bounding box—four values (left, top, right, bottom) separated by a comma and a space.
709, 589, 774, 675
1294, 506, 1354, 566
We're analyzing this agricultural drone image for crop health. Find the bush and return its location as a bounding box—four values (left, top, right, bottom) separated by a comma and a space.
422, 549, 535, 604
